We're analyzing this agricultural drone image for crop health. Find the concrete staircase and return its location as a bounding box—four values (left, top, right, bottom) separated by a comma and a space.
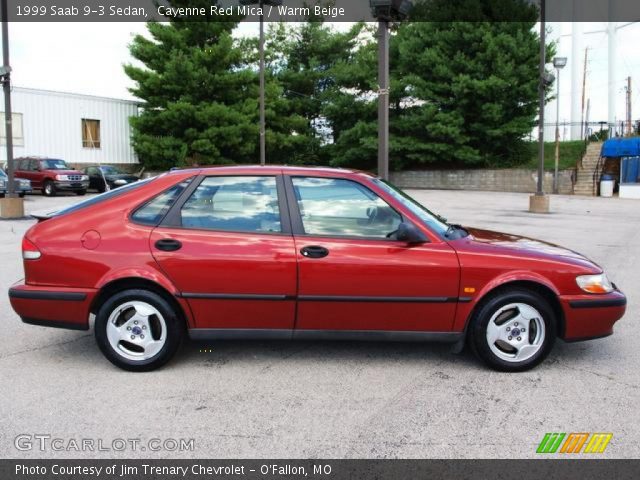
573, 142, 603, 196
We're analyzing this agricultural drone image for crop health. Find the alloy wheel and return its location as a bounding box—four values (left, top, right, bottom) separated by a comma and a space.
106, 300, 167, 362
486, 302, 546, 363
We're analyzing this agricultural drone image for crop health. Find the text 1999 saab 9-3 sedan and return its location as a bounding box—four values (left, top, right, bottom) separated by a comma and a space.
8, 166, 626, 372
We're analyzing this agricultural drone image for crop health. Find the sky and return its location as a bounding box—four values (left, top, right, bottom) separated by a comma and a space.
3, 21, 640, 139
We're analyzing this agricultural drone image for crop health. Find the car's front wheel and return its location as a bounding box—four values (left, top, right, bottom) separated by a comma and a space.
95, 289, 183, 371
469, 289, 556, 372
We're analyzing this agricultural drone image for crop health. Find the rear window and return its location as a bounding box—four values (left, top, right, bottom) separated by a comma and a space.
131, 179, 192, 226
50, 177, 155, 218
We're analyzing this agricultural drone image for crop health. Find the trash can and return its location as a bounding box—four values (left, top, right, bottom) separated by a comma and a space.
600, 174, 614, 197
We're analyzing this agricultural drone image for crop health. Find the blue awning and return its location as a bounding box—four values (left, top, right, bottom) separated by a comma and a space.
602, 137, 640, 157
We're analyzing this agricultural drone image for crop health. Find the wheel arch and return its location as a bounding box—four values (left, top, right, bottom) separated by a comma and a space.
90, 277, 193, 329
464, 280, 565, 339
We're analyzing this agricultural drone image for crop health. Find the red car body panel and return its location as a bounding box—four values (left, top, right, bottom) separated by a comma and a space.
150, 227, 298, 330
294, 236, 459, 331
8, 166, 626, 345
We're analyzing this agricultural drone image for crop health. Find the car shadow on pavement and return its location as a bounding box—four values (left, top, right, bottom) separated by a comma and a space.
184, 339, 481, 371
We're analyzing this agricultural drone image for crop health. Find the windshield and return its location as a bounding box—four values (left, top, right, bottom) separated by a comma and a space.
373, 179, 450, 236
42, 159, 69, 170
50, 177, 154, 217
0, 169, 6, 178
100, 166, 123, 175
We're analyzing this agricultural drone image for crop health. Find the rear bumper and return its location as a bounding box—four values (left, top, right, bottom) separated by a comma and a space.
8, 282, 97, 331
560, 290, 627, 341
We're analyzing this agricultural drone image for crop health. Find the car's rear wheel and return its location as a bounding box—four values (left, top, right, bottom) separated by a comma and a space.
95, 289, 183, 372
43, 180, 56, 197
469, 289, 556, 372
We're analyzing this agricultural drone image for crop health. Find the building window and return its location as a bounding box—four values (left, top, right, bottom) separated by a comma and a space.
82, 119, 101, 148
0, 112, 24, 146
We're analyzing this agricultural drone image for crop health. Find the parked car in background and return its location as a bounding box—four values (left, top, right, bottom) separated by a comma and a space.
0, 168, 32, 198
8, 167, 626, 372
13, 157, 88, 197
83, 165, 139, 193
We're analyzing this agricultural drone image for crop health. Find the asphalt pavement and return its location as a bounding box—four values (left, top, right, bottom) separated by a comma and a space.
0, 189, 638, 459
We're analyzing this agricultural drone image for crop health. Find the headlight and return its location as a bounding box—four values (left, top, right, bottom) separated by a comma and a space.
113, 179, 127, 185
81, 175, 89, 181
55, 174, 69, 181
576, 273, 614, 294
0, 179, 5, 187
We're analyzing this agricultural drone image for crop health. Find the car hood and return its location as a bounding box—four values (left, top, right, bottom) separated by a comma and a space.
453, 227, 600, 269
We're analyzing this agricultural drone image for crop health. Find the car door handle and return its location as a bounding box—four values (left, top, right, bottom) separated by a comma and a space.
155, 239, 182, 252
300, 246, 329, 259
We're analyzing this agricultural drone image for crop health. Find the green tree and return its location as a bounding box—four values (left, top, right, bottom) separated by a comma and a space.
330, 0, 551, 171
124, 2, 256, 170
270, 20, 365, 164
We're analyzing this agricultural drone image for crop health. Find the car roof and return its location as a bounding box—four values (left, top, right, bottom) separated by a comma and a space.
168, 165, 376, 179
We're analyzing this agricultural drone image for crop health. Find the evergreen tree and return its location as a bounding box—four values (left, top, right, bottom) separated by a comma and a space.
124, 1, 256, 169
272, 21, 365, 164
330, 0, 550, 170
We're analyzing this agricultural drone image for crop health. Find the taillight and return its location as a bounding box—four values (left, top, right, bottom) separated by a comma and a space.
22, 237, 41, 260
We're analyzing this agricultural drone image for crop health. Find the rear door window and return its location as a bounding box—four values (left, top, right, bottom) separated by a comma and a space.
180, 176, 282, 234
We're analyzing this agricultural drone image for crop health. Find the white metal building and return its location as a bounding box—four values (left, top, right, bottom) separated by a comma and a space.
0, 87, 139, 166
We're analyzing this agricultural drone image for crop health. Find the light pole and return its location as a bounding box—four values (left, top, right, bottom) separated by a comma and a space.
240, 0, 282, 166
0, 0, 24, 218
369, 0, 412, 181
552, 56, 567, 194
529, 0, 552, 213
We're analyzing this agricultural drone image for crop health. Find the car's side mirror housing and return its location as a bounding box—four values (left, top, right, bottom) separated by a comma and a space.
394, 222, 429, 244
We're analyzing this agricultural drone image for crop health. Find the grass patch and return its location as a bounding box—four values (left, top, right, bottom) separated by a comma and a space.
524, 141, 586, 170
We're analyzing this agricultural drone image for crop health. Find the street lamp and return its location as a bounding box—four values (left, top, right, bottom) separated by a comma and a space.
240, 0, 282, 166
529, 0, 550, 213
552, 56, 567, 194
369, 0, 412, 181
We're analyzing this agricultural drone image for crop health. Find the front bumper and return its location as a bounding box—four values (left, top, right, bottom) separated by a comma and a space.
54, 180, 89, 191
559, 290, 627, 341
9, 281, 97, 330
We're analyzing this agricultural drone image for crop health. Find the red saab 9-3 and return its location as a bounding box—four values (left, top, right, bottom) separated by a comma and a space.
9, 167, 626, 371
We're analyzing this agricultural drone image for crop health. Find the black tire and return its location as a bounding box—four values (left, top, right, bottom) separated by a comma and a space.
97, 182, 106, 193
95, 289, 183, 372
468, 288, 556, 372
43, 180, 56, 197
18, 192, 25, 198
76, 190, 86, 196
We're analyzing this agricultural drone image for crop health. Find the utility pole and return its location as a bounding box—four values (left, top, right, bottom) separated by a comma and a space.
239, 0, 282, 165
626, 77, 632, 136
530, 0, 549, 213
553, 57, 567, 194
258, 0, 266, 166
377, 20, 390, 181
0, 0, 24, 218
580, 48, 588, 140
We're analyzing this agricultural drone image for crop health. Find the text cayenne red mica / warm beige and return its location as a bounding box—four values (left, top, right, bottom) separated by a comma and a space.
8, 167, 626, 371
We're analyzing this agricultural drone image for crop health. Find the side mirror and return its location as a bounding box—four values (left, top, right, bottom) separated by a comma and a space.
393, 222, 429, 244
